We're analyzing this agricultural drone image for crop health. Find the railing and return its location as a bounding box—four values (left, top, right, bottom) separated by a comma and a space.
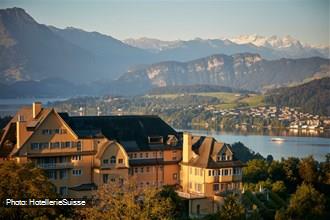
36, 162, 73, 169
176, 191, 205, 199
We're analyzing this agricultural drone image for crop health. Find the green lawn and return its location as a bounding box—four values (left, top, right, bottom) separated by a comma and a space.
145, 92, 265, 109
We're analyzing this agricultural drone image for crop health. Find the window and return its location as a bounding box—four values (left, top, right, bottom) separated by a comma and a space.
218, 170, 221, 176
40, 142, 48, 149
72, 155, 82, 161
47, 170, 57, 179
146, 166, 150, 172
103, 174, 109, 183
221, 153, 226, 161
42, 129, 51, 135
140, 167, 144, 173
50, 142, 60, 149
59, 186, 67, 196
60, 170, 67, 179
173, 173, 177, 180
72, 169, 82, 176
145, 153, 148, 158
224, 169, 228, 176
111, 156, 116, 164
134, 153, 137, 158
213, 183, 219, 192
118, 159, 123, 164
54, 129, 60, 134
103, 159, 109, 164
213, 170, 216, 176
111, 177, 115, 182
77, 141, 82, 151
208, 170, 212, 176
172, 150, 177, 160
197, 204, 200, 215
140, 153, 143, 158
134, 167, 138, 173
148, 136, 163, 144
31, 143, 39, 150
195, 183, 202, 192
61, 141, 70, 148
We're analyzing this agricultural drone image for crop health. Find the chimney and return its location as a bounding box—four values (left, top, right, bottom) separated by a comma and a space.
33, 102, 42, 119
16, 114, 27, 149
182, 132, 192, 163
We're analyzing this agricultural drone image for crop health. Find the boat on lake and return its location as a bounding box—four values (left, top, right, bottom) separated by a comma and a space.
271, 137, 286, 142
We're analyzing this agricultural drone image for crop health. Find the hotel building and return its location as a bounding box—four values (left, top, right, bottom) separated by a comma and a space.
0, 102, 244, 217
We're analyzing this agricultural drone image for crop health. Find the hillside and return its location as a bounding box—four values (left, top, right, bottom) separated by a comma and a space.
265, 77, 330, 115
147, 84, 252, 95
108, 53, 329, 95
0, 7, 153, 84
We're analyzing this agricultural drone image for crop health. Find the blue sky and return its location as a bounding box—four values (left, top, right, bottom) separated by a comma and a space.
1, 0, 329, 45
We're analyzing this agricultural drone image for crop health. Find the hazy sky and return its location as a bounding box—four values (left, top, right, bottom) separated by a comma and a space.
1, 0, 329, 46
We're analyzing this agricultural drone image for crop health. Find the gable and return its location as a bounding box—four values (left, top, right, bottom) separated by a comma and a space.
16, 110, 78, 156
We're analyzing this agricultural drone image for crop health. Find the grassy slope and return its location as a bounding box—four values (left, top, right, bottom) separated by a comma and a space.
146, 92, 265, 109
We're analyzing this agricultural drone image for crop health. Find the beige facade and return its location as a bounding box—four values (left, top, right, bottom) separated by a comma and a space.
0, 102, 244, 217
178, 132, 244, 217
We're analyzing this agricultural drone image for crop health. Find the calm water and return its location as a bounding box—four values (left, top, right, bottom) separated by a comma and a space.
186, 129, 330, 162
0, 98, 69, 116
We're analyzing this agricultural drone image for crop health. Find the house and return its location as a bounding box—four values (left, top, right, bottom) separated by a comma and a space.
0, 102, 244, 217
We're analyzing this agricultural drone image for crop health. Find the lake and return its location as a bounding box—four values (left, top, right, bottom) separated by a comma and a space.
0, 98, 69, 116
186, 129, 330, 162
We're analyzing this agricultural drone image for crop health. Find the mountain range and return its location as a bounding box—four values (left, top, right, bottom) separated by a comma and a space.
106, 53, 329, 95
0, 7, 329, 98
124, 35, 329, 60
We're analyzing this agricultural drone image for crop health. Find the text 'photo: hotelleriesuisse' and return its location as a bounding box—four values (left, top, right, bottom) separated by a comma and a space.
0, 0, 329, 219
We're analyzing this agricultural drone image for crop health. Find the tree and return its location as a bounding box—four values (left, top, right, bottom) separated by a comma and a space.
287, 183, 326, 220
268, 160, 286, 182
271, 181, 287, 198
298, 156, 319, 184
159, 185, 186, 219
218, 195, 245, 220
274, 208, 287, 220
0, 160, 68, 220
319, 153, 330, 184
78, 182, 175, 220
243, 159, 268, 183
282, 157, 301, 192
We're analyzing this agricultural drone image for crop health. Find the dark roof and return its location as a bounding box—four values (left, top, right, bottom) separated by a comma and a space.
58, 113, 180, 152
69, 183, 97, 191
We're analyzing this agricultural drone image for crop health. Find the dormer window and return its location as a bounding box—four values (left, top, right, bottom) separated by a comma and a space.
110, 156, 116, 164
221, 153, 226, 161
148, 136, 163, 144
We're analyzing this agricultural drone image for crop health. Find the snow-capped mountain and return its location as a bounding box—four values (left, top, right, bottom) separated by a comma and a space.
125, 35, 329, 59
230, 34, 329, 58
124, 37, 182, 53
230, 34, 303, 49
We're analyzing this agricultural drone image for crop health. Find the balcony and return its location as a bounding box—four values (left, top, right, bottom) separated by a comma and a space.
176, 191, 205, 199
36, 162, 73, 169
